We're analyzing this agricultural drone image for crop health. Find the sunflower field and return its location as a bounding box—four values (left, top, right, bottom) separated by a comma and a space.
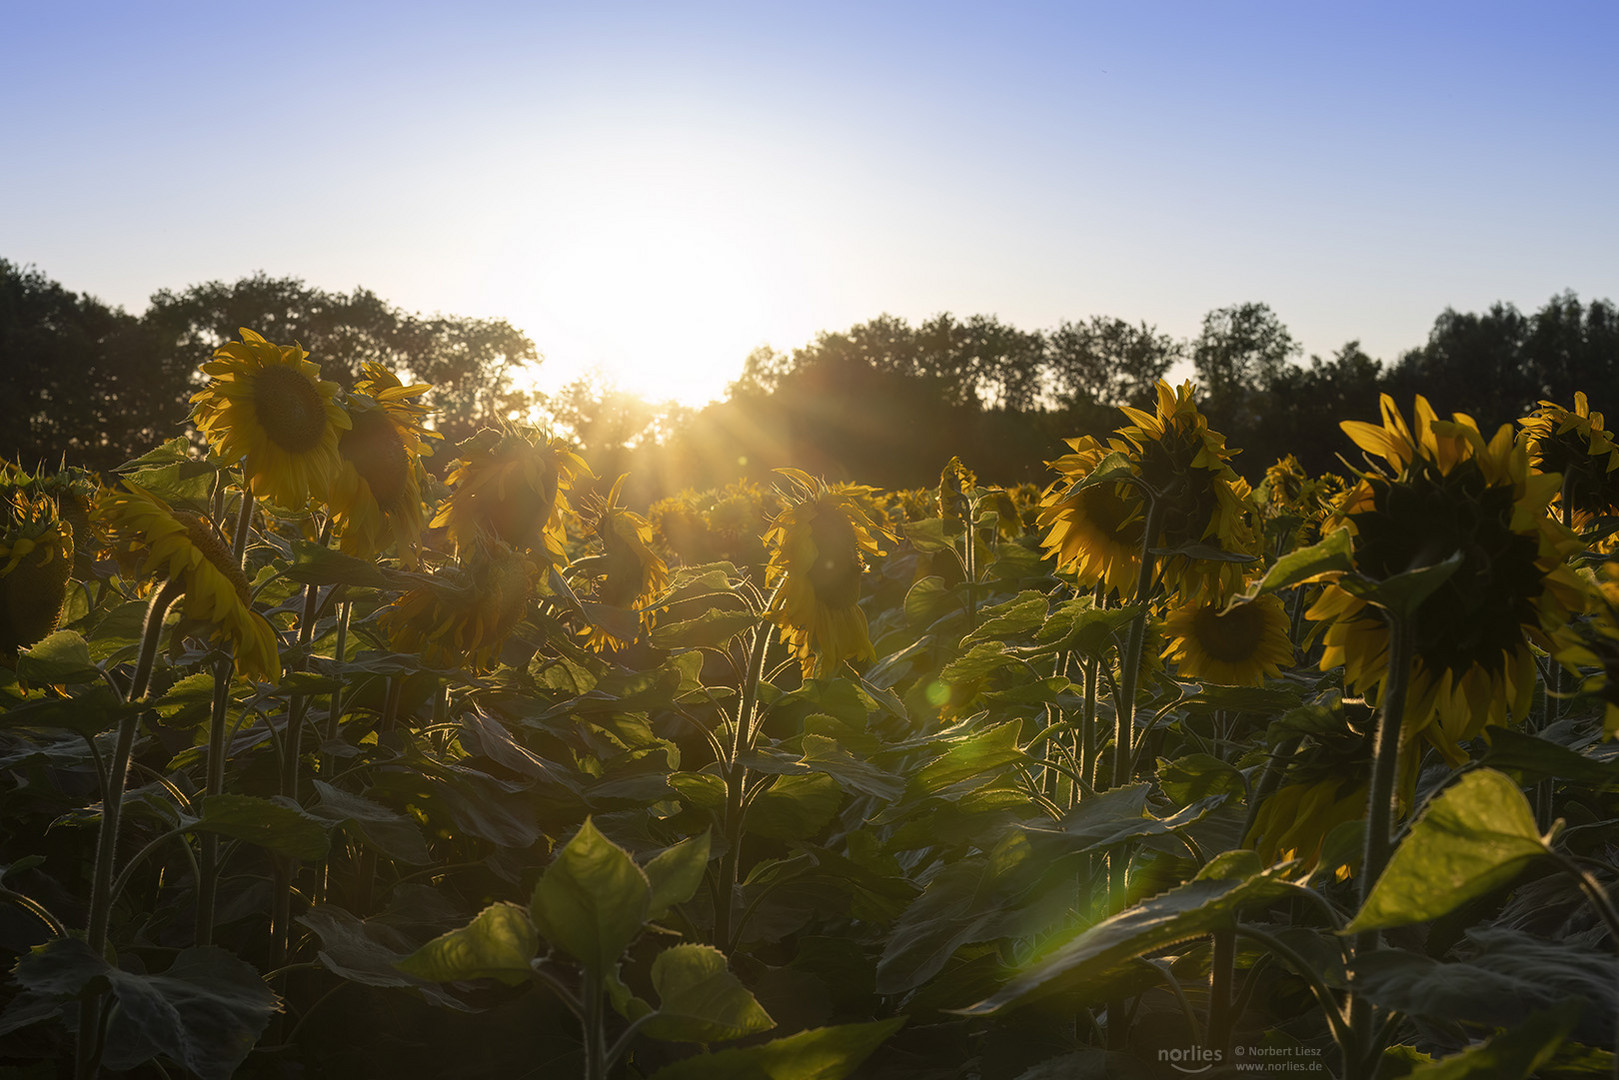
3, 331, 1619, 1080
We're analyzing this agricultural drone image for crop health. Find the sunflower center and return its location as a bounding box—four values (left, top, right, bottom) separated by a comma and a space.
807, 509, 861, 609
341, 409, 410, 506
1352, 461, 1542, 679
1189, 602, 1268, 664
253, 365, 329, 454
174, 512, 253, 603
1074, 484, 1144, 543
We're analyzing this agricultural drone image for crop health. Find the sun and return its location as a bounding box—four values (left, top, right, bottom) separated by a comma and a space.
467, 130, 820, 408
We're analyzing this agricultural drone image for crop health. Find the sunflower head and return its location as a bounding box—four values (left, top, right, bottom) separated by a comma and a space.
383, 539, 536, 671
1520, 392, 1619, 528
1038, 382, 1258, 602
0, 490, 76, 660
1558, 560, 1619, 738
1116, 381, 1258, 600
431, 425, 587, 564
577, 476, 669, 652
1162, 594, 1292, 686
1247, 776, 1368, 880
1037, 435, 1144, 597
97, 482, 280, 681
190, 329, 350, 509
1308, 394, 1584, 775
938, 456, 975, 526
329, 363, 439, 569
765, 470, 886, 678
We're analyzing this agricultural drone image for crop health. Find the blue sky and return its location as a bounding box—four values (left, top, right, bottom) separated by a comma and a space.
5, 1, 1616, 404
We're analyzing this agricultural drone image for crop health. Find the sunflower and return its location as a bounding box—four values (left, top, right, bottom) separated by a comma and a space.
1113, 380, 1259, 601
382, 539, 536, 671
1162, 594, 1292, 686
190, 328, 350, 509
1038, 382, 1258, 603
938, 456, 975, 525
97, 483, 280, 681
328, 362, 438, 569
575, 477, 669, 652
1558, 560, 1619, 737
765, 471, 886, 678
431, 426, 587, 564
1037, 435, 1145, 597
0, 491, 76, 660
1247, 775, 1367, 880
1307, 395, 1584, 785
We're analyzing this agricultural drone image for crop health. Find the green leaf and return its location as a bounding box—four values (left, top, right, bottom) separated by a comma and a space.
645, 1018, 905, 1080
193, 794, 331, 860
529, 818, 651, 975
747, 773, 843, 840
307, 780, 432, 865
911, 719, 1025, 794
1347, 769, 1546, 933
298, 905, 472, 1011
16, 631, 99, 684
285, 541, 391, 588
1032, 600, 1137, 656
903, 517, 953, 553
961, 591, 1049, 647
0, 684, 130, 734
799, 734, 905, 802
903, 575, 953, 625
1157, 754, 1246, 805
395, 902, 538, 986
938, 641, 1017, 685
642, 944, 775, 1043
15, 939, 279, 1080
1478, 726, 1619, 790
650, 608, 761, 650
1247, 526, 1354, 599
669, 771, 727, 810
1401, 1001, 1580, 1079
956, 853, 1294, 1015
1348, 930, 1618, 1043
645, 831, 712, 920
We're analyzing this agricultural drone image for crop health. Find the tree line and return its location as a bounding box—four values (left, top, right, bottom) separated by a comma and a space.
5, 257, 1616, 494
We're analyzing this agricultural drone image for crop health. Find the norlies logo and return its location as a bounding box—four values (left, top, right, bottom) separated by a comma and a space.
1159, 1046, 1224, 1073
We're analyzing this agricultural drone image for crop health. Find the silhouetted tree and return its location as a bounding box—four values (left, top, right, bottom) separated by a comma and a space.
1047, 316, 1180, 410
1192, 302, 1299, 427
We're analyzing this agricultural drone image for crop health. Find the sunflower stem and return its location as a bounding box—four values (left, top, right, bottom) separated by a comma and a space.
78, 577, 183, 1080
195, 653, 234, 947
716, 598, 777, 954
1350, 610, 1414, 1074
1207, 927, 1235, 1059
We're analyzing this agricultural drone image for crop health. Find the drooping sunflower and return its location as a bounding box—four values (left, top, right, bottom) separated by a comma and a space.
382, 539, 536, 672
1247, 775, 1368, 880
431, 426, 587, 565
765, 471, 886, 678
1113, 380, 1260, 602
0, 490, 76, 660
328, 363, 438, 569
1038, 382, 1258, 603
1161, 594, 1292, 686
1520, 392, 1619, 545
190, 329, 350, 509
97, 483, 280, 681
575, 476, 669, 652
1307, 395, 1584, 781
1558, 560, 1619, 737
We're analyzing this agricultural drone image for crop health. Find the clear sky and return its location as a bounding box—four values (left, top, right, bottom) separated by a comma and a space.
5, 1, 1616, 405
